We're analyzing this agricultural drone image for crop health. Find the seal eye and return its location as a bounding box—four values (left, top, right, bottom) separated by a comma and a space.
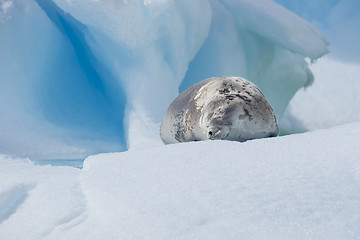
208, 131, 213, 136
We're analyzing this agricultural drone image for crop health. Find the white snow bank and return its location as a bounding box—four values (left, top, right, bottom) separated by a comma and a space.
1, 122, 360, 239
0, 155, 84, 239
280, 56, 360, 133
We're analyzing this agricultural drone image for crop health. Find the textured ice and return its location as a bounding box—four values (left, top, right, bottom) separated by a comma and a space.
0, 0, 126, 160
274, 0, 360, 63
1, 122, 360, 239
0, 0, 328, 159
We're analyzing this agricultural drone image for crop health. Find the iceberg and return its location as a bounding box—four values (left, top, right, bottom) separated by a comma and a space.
0, 0, 328, 159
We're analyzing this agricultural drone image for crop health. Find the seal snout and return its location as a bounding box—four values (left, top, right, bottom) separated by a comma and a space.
207, 126, 229, 140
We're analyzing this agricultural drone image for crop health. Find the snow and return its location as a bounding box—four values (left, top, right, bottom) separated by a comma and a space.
280, 56, 360, 134
1, 122, 360, 239
0, 0, 328, 159
0, 155, 84, 239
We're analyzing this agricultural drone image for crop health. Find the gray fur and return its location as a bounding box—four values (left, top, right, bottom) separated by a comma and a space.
160, 76, 278, 144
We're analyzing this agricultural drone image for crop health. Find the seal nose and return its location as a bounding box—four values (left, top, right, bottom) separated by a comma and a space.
208, 126, 230, 140
208, 128, 219, 139
207, 127, 227, 140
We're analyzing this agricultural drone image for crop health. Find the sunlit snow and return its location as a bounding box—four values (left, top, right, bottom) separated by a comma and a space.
1, 123, 360, 239
281, 56, 360, 133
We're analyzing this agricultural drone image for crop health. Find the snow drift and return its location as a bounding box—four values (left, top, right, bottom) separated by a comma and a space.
0, 0, 328, 159
1, 122, 359, 239
281, 56, 360, 133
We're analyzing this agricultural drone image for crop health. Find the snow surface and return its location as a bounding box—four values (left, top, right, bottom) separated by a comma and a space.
280, 56, 360, 134
1, 122, 360, 239
0, 0, 328, 159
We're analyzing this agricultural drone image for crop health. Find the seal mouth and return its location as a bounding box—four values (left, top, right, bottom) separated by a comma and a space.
221, 132, 229, 140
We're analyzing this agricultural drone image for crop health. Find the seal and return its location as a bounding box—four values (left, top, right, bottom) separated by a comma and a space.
160, 76, 278, 144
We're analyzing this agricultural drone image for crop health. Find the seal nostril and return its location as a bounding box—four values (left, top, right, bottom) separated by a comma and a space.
209, 131, 213, 136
